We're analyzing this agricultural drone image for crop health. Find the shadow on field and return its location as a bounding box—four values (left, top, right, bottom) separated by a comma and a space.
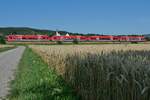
64, 51, 150, 100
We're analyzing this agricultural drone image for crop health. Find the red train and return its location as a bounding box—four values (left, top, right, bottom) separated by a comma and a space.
6, 34, 145, 42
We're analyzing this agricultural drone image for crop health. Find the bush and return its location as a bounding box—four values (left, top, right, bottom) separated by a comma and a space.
0, 36, 6, 44
131, 41, 138, 44
145, 37, 150, 41
57, 41, 63, 45
73, 39, 79, 44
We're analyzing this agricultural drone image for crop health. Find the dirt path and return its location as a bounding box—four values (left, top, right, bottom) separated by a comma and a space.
0, 46, 25, 99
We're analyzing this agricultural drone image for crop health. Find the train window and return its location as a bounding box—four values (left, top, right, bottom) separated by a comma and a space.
65, 38, 73, 40
90, 38, 97, 40
99, 38, 111, 40
141, 38, 144, 40
129, 38, 139, 40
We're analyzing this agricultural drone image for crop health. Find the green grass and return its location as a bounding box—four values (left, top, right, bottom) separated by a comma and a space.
9, 48, 78, 100
0, 46, 16, 52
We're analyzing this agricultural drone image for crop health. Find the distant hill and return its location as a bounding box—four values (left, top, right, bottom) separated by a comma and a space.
0, 27, 78, 36
0, 27, 105, 36
0, 27, 148, 37
0, 27, 55, 36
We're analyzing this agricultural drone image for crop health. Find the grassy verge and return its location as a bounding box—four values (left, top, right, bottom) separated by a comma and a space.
9, 48, 78, 100
0, 46, 16, 52
7, 41, 137, 45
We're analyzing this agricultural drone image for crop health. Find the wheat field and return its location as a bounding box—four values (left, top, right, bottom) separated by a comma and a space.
29, 44, 150, 100
0, 45, 14, 48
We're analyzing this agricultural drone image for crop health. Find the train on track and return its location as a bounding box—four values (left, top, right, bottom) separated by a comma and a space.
6, 32, 145, 42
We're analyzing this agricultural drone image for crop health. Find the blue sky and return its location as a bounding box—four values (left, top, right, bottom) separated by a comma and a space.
0, 0, 150, 34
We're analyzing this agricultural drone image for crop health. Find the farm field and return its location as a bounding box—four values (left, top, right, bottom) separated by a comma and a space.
0, 45, 15, 52
30, 44, 150, 55
0, 45, 14, 48
29, 44, 150, 100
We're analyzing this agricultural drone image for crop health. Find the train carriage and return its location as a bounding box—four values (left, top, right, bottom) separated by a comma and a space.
6, 34, 145, 42
128, 36, 145, 42
7, 35, 49, 42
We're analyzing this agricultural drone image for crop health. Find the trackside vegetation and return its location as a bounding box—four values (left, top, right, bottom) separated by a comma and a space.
9, 48, 78, 100
0, 46, 16, 52
0, 36, 6, 44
